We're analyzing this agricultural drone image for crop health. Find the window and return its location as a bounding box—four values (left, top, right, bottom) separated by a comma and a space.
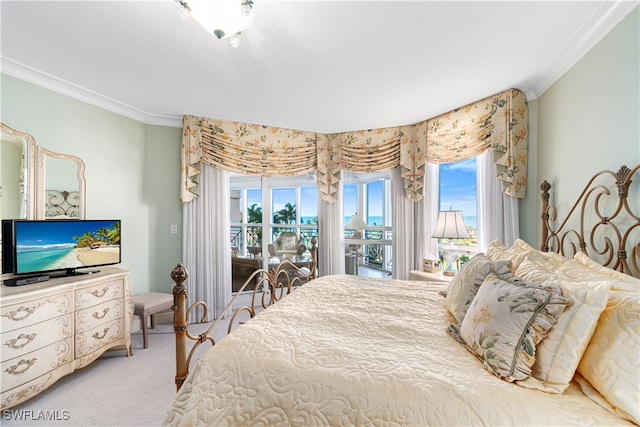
438, 158, 478, 266
343, 172, 392, 277
230, 175, 319, 291
299, 186, 318, 225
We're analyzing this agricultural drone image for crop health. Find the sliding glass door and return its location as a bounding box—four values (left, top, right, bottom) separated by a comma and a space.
343, 171, 392, 277
230, 174, 318, 292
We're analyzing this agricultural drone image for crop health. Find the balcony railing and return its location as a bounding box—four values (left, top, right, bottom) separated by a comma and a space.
231, 224, 318, 258
233, 224, 392, 274
345, 227, 392, 273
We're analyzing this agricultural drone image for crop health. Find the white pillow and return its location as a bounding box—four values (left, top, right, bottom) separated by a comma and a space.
279, 235, 298, 250
444, 253, 512, 325
485, 239, 567, 272
514, 257, 612, 393
485, 240, 527, 270
564, 256, 640, 424
511, 239, 568, 266
574, 252, 639, 288
578, 286, 640, 424
558, 258, 638, 293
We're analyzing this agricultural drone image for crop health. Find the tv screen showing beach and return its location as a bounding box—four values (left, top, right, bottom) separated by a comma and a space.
14, 220, 121, 275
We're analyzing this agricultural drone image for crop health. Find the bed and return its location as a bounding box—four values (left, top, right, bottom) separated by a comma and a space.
163, 165, 639, 426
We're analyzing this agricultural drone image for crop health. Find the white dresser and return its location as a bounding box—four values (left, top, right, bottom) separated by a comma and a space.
0, 268, 132, 410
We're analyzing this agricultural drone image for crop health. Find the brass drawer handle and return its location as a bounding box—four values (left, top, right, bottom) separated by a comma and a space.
91, 287, 109, 298
5, 333, 37, 349
93, 308, 110, 320
5, 358, 37, 375
93, 327, 109, 340
2, 306, 37, 321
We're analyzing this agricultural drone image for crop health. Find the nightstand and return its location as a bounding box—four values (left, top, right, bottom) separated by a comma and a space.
409, 270, 452, 283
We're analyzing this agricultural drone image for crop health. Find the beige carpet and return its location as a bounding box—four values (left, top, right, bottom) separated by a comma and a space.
1, 318, 230, 427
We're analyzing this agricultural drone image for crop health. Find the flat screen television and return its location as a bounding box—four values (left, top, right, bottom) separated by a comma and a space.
2, 219, 121, 278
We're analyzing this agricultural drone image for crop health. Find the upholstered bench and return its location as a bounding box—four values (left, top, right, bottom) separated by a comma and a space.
133, 292, 173, 349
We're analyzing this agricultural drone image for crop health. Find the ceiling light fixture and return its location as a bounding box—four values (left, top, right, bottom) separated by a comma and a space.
176, 0, 254, 48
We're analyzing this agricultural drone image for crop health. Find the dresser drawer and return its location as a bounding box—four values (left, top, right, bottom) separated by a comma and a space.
75, 318, 124, 358
76, 298, 124, 333
76, 279, 124, 310
1, 314, 73, 361
1, 363, 75, 410
1, 337, 74, 392
1, 292, 73, 333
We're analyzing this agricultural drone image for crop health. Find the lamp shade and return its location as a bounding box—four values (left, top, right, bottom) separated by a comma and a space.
432, 210, 469, 239
346, 214, 367, 230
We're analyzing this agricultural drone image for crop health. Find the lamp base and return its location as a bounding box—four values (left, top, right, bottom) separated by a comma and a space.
443, 239, 460, 276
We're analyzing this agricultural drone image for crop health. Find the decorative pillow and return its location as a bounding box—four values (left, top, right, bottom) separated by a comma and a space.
485, 240, 527, 270
485, 239, 568, 272
513, 255, 556, 282
511, 239, 568, 266
279, 235, 297, 251
577, 285, 640, 424
444, 254, 512, 325
457, 273, 569, 382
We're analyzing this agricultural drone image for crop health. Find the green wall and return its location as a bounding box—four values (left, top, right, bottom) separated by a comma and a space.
0, 74, 183, 295
520, 8, 640, 246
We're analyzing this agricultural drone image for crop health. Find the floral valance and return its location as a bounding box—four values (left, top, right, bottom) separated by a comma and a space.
423, 89, 528, 198
180, 88, 528, 203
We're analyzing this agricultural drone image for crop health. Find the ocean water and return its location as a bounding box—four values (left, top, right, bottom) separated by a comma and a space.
464, 216, 477, 229
302, 216, 478, 229
16, 247, 81, 274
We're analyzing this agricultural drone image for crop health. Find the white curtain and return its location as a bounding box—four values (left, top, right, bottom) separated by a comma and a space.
391, 165, 439, 279
318, 180, 344, 276
424, 162, 440, 263
391, 168, 416, 279
477, 150, 519, 251
182, 165, 232, 323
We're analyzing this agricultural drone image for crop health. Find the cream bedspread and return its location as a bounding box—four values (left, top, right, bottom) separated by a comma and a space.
163, 275, 631, 426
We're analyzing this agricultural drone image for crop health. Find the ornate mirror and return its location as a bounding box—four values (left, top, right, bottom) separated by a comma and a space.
1, 123, 37, 220
36, 147, 86, 219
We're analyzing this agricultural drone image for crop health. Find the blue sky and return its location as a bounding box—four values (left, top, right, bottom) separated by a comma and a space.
343, 185, 357, 216
439, 158, 477, 218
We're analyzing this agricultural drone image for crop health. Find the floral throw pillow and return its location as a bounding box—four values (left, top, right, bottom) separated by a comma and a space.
444, 253, 512, 325
456, 273, 570, 382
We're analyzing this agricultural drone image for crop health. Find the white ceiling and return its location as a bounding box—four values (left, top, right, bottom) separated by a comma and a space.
1, 1, 637, 133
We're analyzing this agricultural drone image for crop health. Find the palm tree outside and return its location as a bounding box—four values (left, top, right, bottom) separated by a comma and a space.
275, 202, 296, 224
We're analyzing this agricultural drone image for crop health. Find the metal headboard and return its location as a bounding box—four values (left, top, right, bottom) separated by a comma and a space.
541, 164, 640, 278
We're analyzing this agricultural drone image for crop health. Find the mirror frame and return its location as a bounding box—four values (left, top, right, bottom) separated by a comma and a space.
36, 146, 86, 220
1, 123, 37, 220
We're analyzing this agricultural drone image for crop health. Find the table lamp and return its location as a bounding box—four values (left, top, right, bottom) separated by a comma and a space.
346, 213, 367, 253
432, 209, 469, 276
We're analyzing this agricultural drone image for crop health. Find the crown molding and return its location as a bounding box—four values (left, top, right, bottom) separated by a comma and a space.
1, 57, 183, 128
533, 0, 638, 98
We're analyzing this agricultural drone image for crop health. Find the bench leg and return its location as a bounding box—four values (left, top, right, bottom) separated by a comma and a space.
142, 314, 149, 349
